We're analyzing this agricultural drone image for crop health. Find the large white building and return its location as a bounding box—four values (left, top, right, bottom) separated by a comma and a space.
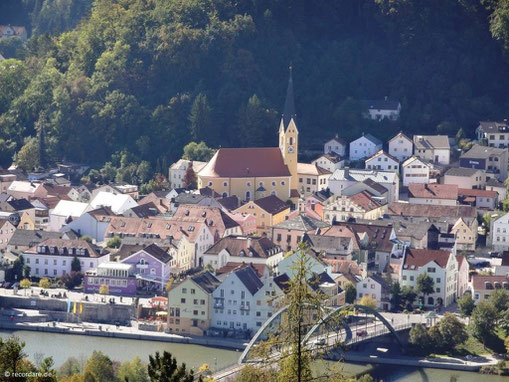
329, 168, 399, 203
23, 238, 109, 278
62, 207, 114, 242
89, 191, 138, 215
349, 134, 382, 161
211, 266, 281, 333
49, 200, 89, 232
388, 132, 413, 162
399, 248, 458, 307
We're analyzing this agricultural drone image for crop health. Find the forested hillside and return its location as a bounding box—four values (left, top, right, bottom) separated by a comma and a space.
1, 0, 509, 181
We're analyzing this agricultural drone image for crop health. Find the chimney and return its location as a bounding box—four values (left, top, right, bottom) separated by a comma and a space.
344, 167, 349, 178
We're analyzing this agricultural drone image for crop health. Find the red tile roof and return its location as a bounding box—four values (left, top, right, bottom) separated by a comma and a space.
458, 188, 497, 198
198, 148, 291, 178
348, 191, 384, 211
387, 202, 476, 218
408, 183, 458, 200
471, 275, 509, 291
403, 248, 452, 269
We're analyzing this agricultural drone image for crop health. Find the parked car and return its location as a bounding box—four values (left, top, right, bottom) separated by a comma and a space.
356, 329, 368, 337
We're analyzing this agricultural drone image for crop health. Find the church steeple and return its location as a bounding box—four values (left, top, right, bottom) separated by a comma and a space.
279, 66, 299, 193
282, 66, 296, 129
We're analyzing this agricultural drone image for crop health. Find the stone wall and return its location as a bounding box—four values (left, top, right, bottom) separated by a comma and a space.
0, 296, 134, 324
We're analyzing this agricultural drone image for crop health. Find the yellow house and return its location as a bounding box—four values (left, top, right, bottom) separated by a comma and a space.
450, 217, 478, 251
234, 195, 290, 236
198, 70, 301, 204
18, 211, 35, 230
167, 271, 220, 336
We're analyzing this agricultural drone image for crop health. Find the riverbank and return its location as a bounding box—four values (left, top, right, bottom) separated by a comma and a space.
342, 351, 498, 372
0, 319, 246, 351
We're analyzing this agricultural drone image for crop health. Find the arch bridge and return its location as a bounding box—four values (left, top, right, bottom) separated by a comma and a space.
239, 304, 409, 364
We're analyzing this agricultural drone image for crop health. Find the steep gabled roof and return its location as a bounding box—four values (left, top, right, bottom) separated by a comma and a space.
140, 243, 172, 263
191, 271, 221, 294
234, 266, 264, 295
403, 248, 452, 269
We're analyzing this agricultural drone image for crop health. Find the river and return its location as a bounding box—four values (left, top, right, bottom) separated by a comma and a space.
1, 330, 508, 381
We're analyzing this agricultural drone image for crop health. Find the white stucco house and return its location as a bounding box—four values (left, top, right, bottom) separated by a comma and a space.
324, 136, 346, 157
491, 212, 509, 252
399, 248, 458, 307
312, 153, 344, 173
349, 134, 382, 161
329, 168, 400, 203
365, 150, 399, 172
413, 135, 450, 165
23, 238, 109, 278
48, 200, 89, 232
62, 207, 114, 242
169, 159, 207, 189
89, 191, 138, 215
356, 274, 392, 311
211, 266, 282, 333
361, 99, 401, 121
388, 132, 413, 162
401, 156, 434, 187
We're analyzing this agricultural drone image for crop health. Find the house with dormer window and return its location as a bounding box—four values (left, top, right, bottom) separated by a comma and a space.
470, 275, 509, 304
22, 238, 109, 278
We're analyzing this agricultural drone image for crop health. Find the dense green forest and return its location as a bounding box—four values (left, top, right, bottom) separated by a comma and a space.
1, 0, 509, 182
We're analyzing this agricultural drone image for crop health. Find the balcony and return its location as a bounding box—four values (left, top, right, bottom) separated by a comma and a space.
136, 263, 148, 269
214, 302, 224, 309
240, 304, 250, 311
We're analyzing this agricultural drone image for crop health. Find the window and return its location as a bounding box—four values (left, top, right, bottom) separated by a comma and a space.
182, 288, 187, 293
181, 298, 186, 303
191, 289, 196, 294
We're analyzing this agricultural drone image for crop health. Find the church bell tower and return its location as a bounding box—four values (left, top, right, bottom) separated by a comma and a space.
279, 67, 299, 192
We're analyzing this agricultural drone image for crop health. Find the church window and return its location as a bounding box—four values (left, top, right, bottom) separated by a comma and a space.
289, 137, 293, 145
271, 181, 276, 187
246, 182, 251, 187
223, 182, 228, 187
207, 182, 212, 187
281, 181, 286, 186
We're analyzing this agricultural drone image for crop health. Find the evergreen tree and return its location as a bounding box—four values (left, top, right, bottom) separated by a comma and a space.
147, 351, 196, 382
36, 113, 48, 169
189, 94, 212, 144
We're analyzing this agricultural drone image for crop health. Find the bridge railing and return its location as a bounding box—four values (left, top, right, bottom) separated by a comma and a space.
346, 322, 413, 345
